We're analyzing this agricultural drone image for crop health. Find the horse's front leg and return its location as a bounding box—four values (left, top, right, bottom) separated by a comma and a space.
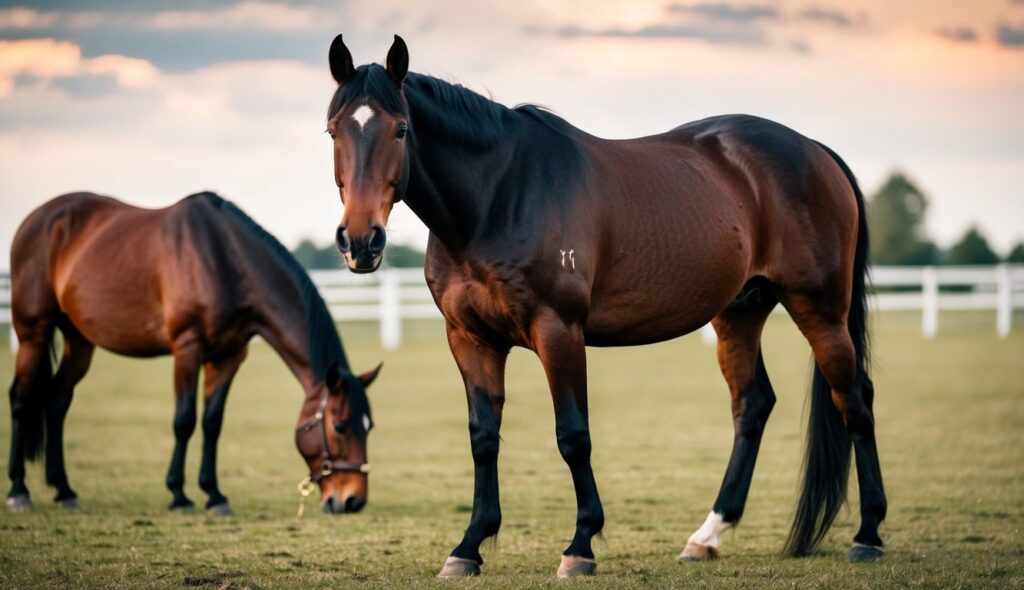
533, 308, 604, 578
166, 339, 200, 511
437, 327, 509, 578
198, 346, 246, 516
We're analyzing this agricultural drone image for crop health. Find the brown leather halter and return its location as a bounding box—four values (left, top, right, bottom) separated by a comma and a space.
295, 393, 370, 483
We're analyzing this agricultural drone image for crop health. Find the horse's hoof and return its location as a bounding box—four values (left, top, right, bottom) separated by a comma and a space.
848, 543, 884, 562
437, 556, 481, 578
557, 555, 597, 578
5, 494, 32, 513
168, 500, 196, 513
678, 542, 718, 562
206, 502, 234, 517
56, 496, 80, 510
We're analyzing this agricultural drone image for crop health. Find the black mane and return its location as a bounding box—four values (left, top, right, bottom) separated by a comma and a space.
327, 65, 576, 149
191, 192, 351, 383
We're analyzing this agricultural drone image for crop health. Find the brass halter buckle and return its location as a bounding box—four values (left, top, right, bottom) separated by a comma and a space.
296, 477, 316, 518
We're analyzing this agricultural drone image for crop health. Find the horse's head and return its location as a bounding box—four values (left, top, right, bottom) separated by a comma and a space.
295, 363, 381, 514
325, 34, 410, 273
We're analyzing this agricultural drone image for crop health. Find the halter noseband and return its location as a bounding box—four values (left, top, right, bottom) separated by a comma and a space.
295, 392, 370, 483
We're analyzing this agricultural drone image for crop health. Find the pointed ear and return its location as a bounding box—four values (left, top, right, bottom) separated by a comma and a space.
329, 34, 355, 84
385, 35, 408, 88
325, 363, 343, 394
358, 362, 383, 388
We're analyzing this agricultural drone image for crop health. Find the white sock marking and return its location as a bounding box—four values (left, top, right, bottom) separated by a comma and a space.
688, 511, 731, 548
351, 105, 374, 132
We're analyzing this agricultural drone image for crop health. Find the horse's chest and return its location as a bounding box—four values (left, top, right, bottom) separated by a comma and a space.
432, 272, 534, 345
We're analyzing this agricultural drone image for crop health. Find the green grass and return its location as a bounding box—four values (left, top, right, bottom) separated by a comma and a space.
1, 311, 1022, 589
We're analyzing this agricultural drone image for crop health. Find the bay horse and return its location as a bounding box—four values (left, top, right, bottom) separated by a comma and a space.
7, 191, 381, 515
324, 35, 886, 576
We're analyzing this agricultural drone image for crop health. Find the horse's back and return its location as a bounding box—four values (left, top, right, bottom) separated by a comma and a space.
581, 115, 858, 343
11, 192, 243, 356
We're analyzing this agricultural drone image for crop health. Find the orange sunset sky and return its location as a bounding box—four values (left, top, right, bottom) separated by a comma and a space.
1, 0, 1022, 260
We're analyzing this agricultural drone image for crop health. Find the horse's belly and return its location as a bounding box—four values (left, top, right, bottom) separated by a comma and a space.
55, 262, 171, 357
584, 256, 748, 346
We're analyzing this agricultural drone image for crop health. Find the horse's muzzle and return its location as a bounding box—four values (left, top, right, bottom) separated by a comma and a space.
337, 224, 386, 273
322, 495, 367, 514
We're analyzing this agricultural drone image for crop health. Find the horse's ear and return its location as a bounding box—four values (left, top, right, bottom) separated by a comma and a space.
325, 363, 343, 394
385, 35, 408, 88
329, 34, 355, 84
358, 362, 383, 388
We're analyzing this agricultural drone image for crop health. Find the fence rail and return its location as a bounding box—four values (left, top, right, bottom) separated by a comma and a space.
2, 265, 1021, 351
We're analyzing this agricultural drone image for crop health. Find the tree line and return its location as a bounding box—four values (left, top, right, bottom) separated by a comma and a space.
868, 172, 1023, 265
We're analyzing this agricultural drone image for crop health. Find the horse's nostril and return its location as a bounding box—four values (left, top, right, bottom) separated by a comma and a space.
336, 225, 351, 253
368, 225, 386, 256
345, 496, 366, 513
322, 496, 341, 514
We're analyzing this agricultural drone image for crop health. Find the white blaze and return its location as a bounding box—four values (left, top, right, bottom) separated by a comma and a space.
351, 105, 374, 132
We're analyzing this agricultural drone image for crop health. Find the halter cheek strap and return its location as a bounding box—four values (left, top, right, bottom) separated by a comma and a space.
295, 393, 370, 483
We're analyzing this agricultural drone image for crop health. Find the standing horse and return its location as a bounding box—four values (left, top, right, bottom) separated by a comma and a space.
7, 191, 381, 515
323, 36, 886, 576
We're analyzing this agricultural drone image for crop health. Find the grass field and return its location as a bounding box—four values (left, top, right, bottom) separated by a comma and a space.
1, 311, 1022, 589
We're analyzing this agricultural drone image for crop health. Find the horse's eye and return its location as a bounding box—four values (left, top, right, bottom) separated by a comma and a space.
333, 421, 348, 434
395, 124, 408, 140
325, 128, 336, 140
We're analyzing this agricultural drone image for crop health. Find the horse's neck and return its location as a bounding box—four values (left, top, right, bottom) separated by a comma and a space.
245, 258, 319, 397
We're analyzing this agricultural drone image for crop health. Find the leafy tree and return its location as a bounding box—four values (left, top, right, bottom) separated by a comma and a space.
946, 226, 999, 265
1006, 242, 1024, 263
866, 172, 938, 265
384, 243, 427, 268
292, 238, 342, 269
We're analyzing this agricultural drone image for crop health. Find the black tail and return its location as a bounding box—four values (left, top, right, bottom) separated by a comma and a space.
9, 336, 56, 462
784, 143, 870, 556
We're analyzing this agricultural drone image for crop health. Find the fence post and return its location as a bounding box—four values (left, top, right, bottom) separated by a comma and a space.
921, 266, 938, 339
379, 270, 401, 350
996, 264, 1012, 339
700, 322, 717, 345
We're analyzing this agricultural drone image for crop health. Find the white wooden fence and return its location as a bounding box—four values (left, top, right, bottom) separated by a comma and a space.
1, 265, 1021, 351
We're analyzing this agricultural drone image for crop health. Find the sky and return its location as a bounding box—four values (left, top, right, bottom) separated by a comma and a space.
1, 0, 1023, 266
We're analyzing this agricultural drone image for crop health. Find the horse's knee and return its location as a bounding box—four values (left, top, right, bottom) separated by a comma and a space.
734, 384, 775, 438
556, 427, 592, 465
173, 408, 197, 439
468, 414, 500, 464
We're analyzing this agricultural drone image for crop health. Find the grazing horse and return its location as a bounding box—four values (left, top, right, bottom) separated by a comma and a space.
323, 35, 886, 576
7, 191, 381, 515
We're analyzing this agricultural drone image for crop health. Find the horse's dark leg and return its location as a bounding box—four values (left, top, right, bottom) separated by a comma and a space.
533, 310, 603, 578
681, 299, 775, 561
6, 323, 54, 512
438, 328, 509, 578
44, 324, 94, 507
783, 293, 886, 561
166, 340, 201, 511
198, 347, 246, 515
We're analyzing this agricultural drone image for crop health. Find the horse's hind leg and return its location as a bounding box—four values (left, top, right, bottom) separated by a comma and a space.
681, 285, 776, 561
6, 317, 55, 512
45, 321, 94, 508
781, 292, 886, 560
166, 337, 201, 511
198, 346, 247, 515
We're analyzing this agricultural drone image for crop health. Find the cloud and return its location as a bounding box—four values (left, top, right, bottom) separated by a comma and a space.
934, 25, 978, 44
529, 22, 767, 46
997, 23, 1024, 47
665, 2, 778, 23
797, 7, 866, 29
0, 38, 157, 98
0, 6, 58, 28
